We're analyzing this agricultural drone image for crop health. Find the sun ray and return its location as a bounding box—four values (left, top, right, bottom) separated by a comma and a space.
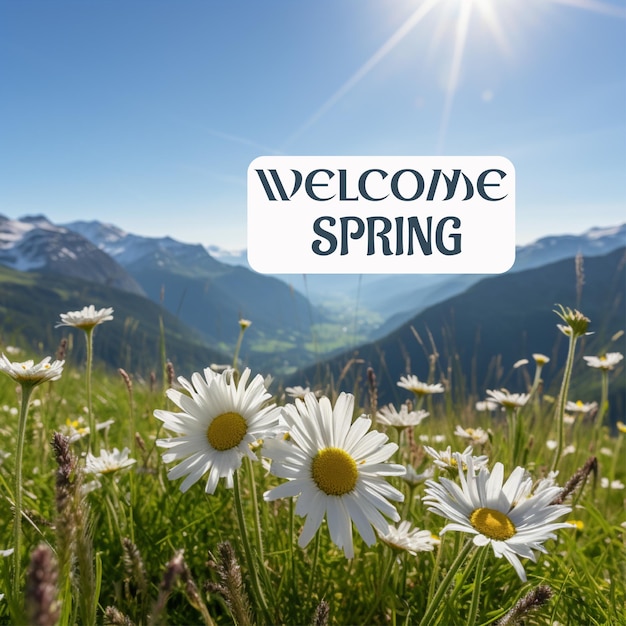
437, 0, 473, 153
547, 0, 626, 19
282, 0, 441, 148
284, 0, 625, 153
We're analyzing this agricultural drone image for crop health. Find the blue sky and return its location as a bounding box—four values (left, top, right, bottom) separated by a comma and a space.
1, 0, 625, 251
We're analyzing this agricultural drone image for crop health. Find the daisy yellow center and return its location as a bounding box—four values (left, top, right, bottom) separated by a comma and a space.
207, 412, 248, 451
469, 507, 516, 541
311, 447, 358, 496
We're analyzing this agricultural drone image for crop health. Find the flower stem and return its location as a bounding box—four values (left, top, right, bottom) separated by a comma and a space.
363, 548, 398, 623
466, 546, 489, 626
551, 333, 578, 473
84, 327, 96, 453
306, 526, 322, 600
233, 471, 270, 624
418, 539, 474, 626
13, 384, 34, 594
592, 369, 609, 452
244, 456, 264, 565
232, 325, 248, 372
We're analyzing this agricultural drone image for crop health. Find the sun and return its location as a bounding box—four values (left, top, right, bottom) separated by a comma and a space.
285, 0, 626, 149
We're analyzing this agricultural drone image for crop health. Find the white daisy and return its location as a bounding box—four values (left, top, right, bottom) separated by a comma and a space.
0, 354, 64, 387
532, 471, 559, 496
263, 392, 405, 558
56, 304, 114, 330
600, 478, 625, 490
402, 464, 434, 486
475, 400, 499, 412
61, 416, 115, 443
513, 359, 529, 369
378, 520, 439, 555
565, 400, 598, 414
583, 352, 623, 371
397, 375, 444, 396
486, 389, 529, 409
284, 385, 321, 400
423, 445, 489, 472
532, 353, 550, 366
424, 455, 573, 581
85, 447, 136, 476
454, 425, 489, 446
155, 367, 280, 494
376, 403, 429, 430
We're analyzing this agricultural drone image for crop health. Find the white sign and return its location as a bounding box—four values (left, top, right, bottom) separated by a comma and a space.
247, 156, 515, 274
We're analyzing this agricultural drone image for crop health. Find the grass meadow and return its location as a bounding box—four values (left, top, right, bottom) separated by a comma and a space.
0, 304, 625, 626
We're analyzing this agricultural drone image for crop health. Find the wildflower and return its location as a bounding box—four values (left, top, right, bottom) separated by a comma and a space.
0, 354, 64, 387
285, 385, 321, 400
56, 305, 114, 330
423, 445, 488, 472
1, 548, 14, 557
476, 399, 499, 412
546, 441, 575, 456
263, 392, 405, 558
419, 434, 446, 443
486, 389, 529, 409
238, 318, 252, 330
397, 375, 444, 396
583, 352, 623, 371
617, 421, 626, 434
533, 471, 559, 495
554, 304, 591, 338
513, 359, 529, 369
565, 400, 598, 414
454, 425, 489, 446
1, 353, 64, 593
532, 354, 550, 366
402, 464, 434, 486
84, 447, 136, 476
378, 521, 439, 555
61, 416, 114, 443
155, 368, 280, 494
600, 478, 625, 490
376, 403, 429, 430
424, 455, 573, 581
566, 520, 584, 530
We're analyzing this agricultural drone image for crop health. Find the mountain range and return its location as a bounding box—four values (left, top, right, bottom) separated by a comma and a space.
0, 214, 623, 406
213, 223, 626, 339
288, 246, 626, 421
0, 214, 327, 371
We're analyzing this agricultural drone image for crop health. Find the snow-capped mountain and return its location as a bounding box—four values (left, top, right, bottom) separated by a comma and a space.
64, 219, 325, 346
205, 244, 248, 267
65, 220, 224, 274
0, 214, 145, 295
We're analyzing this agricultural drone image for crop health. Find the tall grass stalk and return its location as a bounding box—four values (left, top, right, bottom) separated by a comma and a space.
550, 332, 578, 472
551, 304, 590, 472
591, 368, 609, 452
232, 470, 270, 624
417, 539, 474, 626
12, 384, 34, 597
465, 545, 489, 625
